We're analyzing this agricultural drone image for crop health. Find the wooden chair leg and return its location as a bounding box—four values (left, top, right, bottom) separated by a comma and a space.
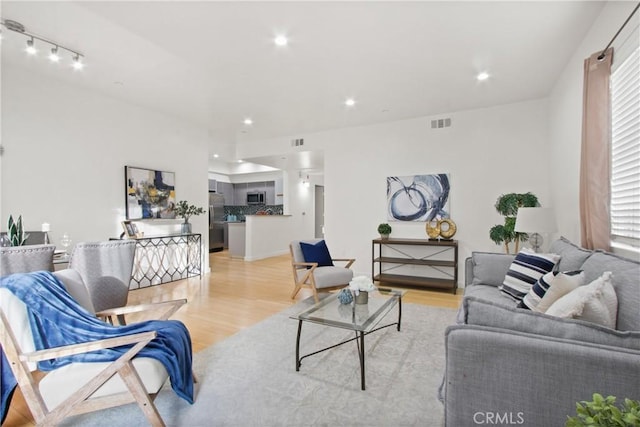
119, 361, 165, 427
291, 283, 302, 299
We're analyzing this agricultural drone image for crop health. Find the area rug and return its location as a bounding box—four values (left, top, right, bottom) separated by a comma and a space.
60, 299, 457, 427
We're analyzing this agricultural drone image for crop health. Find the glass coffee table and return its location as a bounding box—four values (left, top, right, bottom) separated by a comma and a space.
290, 288, 405, 390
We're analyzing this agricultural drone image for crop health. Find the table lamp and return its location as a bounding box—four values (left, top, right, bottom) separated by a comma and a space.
514, 207, 557, 252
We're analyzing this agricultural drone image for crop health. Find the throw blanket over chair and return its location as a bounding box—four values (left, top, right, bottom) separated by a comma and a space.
0, 244, 55, 275
290, 239, 355, 302
0, 271, 194, 426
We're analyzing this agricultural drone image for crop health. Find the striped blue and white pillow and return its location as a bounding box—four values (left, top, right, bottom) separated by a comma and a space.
499, 248, 560, 302
518, 270, 584, 311
518, 271, 557, 310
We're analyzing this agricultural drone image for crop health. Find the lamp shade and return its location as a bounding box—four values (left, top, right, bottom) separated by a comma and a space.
514, 207, 557, 233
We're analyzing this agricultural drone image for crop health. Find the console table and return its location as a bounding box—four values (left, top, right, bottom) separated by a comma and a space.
371, 238, 458, 293
129, 233, 202, 289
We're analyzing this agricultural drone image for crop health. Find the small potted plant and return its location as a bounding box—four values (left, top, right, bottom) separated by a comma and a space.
175, 201, 205, 234
377, 223, 392, 239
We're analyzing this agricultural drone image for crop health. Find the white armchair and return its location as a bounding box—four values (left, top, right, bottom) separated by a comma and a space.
0, 273, 191, 427
289, 239, 355, 303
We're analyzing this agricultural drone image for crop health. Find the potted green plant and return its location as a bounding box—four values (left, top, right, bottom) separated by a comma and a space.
377, 223, 392, 239
489, 192, 539, 253
566, 393, 640, 426
175, 201, 205, 234
6, 215, 27, 246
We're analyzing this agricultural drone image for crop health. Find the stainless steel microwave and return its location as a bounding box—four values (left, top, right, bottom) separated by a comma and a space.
247, 191, 265, 205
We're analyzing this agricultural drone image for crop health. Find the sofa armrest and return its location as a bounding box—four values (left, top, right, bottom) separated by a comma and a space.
464, 257, 474, 287
444, 325, 640, 427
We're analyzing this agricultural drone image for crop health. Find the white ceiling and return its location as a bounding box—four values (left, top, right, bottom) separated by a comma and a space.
1, 1, 605, 172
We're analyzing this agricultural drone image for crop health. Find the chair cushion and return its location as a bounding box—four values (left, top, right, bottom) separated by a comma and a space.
300, 240, 334, 267
39, 357, 168, 410
300, 266, 353, 289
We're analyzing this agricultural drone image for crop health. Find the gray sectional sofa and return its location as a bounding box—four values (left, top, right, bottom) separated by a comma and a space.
442, 237, 640, 426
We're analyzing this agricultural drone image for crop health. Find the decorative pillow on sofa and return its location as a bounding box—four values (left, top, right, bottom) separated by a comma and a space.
518, 270, 583, 312
499, 248, 560, 302
536, 271, 585, 312
545, 271, 618, 329
470, 252, 516, 287
300, 240, 334, 267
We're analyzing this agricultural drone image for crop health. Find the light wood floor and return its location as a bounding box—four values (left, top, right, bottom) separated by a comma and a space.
5, 251, 462, 426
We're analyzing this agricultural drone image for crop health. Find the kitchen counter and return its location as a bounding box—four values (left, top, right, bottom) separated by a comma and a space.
227, 222, 246, 258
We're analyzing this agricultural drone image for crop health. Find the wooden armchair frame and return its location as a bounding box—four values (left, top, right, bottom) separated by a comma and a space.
289, 243, 355, 303
1, 298, 189, 427
97, 299, 187, 325
1, 310, 165, 426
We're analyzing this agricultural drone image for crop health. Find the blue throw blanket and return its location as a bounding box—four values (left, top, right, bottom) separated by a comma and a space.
0, 271, 193, 422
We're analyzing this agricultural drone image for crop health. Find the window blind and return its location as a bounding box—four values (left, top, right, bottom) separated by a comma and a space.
610, 45, 640, 247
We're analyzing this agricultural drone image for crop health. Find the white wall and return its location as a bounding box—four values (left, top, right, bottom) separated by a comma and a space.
548, 1, 639, 245
1, 64, 211, 269
239, 98, 552, 283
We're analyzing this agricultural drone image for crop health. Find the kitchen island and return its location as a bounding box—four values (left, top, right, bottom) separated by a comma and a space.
227, 214, 295, 261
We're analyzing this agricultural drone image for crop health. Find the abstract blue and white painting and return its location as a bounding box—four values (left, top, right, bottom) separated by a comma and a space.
386, 174, 451, 221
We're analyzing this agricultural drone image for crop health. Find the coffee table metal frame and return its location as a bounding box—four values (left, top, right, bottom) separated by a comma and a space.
291, 289, 404, 390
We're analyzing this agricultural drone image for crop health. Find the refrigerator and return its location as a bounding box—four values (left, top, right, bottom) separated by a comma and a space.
209, 192, 225, 252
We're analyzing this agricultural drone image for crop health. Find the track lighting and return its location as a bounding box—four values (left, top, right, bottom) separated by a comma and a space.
25, 37, 36, 55
49, 46, 60, 62
72, 54, 84, 70
1, 19, 85, 71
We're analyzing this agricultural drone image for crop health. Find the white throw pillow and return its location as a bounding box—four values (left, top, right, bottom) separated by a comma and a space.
545, 271, 618, 329
535, 271, 585, 313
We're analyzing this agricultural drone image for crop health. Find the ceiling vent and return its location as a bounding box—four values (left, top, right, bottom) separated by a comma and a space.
291, 138, 304, 147
431, 118, 452, 129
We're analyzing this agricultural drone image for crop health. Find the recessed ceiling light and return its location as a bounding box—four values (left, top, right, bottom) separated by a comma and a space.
238, 159, 244, 163
243, 118, 253, 125
476, 72, 490, 81
213, 154, 219, 158
274, 35, 288, 46
345, 98, 356, 107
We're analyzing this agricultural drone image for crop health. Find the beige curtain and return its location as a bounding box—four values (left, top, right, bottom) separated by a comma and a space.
580, 48, 613, 251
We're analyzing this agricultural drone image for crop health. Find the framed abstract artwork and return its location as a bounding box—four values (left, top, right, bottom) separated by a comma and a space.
386, 174, 451, 221
125, 166, 176, 220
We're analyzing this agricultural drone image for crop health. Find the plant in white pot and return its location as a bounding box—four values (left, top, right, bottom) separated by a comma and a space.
377, 223, 392, 239
175, 201, 205, 234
